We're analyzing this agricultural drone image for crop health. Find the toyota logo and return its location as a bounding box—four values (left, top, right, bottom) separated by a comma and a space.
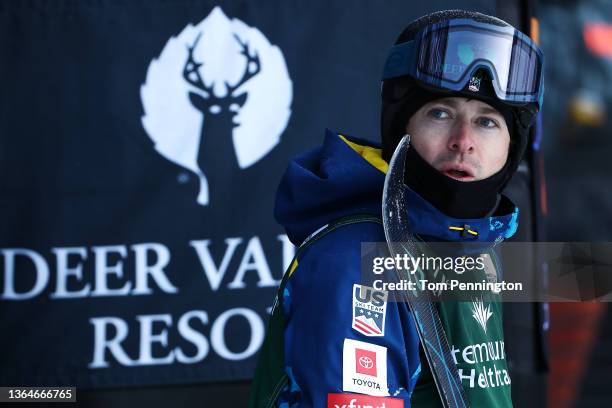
358, 356, 374, 369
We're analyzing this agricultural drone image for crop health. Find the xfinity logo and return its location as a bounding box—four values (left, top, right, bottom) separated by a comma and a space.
141, 6, 292, 206
328, 393, 404, 408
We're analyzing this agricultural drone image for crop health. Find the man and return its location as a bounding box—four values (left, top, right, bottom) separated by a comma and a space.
250, 9, 544, 408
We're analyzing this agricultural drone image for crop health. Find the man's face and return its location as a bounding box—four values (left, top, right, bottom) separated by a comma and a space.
405, 97, 510, 181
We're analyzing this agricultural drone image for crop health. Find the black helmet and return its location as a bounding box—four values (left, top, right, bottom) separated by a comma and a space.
381, 10, 543, 187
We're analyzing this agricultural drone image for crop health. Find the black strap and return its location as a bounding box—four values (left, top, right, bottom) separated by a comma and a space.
248, 214, 382, 408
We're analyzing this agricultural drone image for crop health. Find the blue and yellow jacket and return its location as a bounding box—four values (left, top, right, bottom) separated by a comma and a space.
249, 130, 520, 408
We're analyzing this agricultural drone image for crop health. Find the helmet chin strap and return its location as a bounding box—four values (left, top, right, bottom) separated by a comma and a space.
403, 144, 510, 219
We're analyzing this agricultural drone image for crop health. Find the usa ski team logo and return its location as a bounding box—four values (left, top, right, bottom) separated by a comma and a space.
352, 285, 388, 337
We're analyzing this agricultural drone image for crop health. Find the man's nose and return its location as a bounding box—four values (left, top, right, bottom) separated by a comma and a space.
447, 120, 475, 154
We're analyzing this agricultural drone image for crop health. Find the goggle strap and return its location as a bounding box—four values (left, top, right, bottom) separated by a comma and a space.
382, 41, 416, 80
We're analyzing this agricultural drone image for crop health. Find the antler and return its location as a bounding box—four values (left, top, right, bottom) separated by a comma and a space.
183, 33, 215, 97
225, 34, 261, 95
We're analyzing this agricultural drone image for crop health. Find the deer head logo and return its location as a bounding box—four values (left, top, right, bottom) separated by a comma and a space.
141, 6, 292, 206
182, 32, 261, 184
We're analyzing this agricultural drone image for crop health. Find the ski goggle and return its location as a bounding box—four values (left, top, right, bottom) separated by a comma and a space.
382, 19, 544, 108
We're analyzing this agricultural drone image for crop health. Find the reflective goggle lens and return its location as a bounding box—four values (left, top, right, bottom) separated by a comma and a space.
383, 19, 544, 105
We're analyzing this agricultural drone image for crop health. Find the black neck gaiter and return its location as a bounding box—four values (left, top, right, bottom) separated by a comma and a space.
403, 146, 510, 219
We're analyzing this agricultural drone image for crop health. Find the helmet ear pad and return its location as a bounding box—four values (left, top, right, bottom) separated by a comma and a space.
507, 102, 538, 176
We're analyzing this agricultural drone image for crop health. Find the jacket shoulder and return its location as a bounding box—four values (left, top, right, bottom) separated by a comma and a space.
290, 218, 386, 287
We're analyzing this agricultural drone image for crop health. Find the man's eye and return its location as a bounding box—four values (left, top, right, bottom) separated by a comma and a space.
429, 109, 449, 119
478, 117, 499, 128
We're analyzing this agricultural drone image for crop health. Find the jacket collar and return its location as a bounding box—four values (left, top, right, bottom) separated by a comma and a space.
338, 133, 519, 244
403, 184, 519, 244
